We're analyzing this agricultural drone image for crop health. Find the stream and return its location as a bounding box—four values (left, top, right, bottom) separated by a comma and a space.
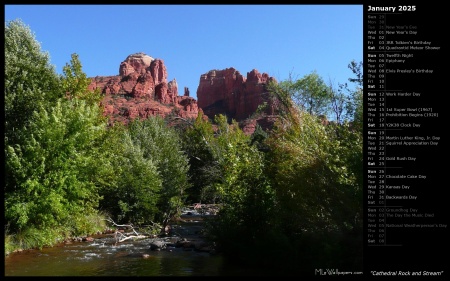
4, 211, 277, 276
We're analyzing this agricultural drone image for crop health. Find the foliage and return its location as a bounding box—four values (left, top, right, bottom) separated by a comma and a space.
350, 88, 364, 132
267, 111, 362, 234
5, 98, 109, 235
4, 234, 15, 256
203, 64, 363, 272
339, 60, 364, 131
250, 123, 269, 151
178, 111, 217, 203
327, 78, 350, 124
262, 84, 363, 271
98, 123, 162, 225
5, 212, 108, 254
348, 60, 363, 87
62, 53, 103, 105
264, 79, 296, 121
5, 21, 114, 249
8, 227, 65, 251
202, 115, 276, 264
288, 70, 332, 116
127, 117, 190, 226
5, 19, 62, 147
267, 65, 363, 126
4, 20, 364, 272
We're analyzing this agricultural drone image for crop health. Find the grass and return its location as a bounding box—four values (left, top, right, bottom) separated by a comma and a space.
4, 212, 109, 257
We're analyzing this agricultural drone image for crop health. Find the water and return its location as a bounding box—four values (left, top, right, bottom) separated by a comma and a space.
4, 220, 278, 276
5, 220, 227, 276
5, 240, 224, 276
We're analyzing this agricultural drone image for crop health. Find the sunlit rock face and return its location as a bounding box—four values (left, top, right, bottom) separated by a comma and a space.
88, 53, 277, 134
88, 53, 200, 125
197, 67, 276, 121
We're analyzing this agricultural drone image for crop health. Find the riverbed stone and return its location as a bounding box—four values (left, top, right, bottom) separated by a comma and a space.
150, 240, 166, 251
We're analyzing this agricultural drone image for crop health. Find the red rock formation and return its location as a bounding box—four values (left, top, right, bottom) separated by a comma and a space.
88, 53, 199, 125
197, 67, 277, 122
88, 53, 278, 135
239, 115, 279, 135
119, 52, 154, 76
184, 87, 190, 97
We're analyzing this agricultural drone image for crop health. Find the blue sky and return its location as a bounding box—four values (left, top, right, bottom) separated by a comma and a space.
5, 4, 363, 100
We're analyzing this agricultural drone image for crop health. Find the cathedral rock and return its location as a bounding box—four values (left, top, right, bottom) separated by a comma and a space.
88, 52, 200, 125
88, 53, 278, 134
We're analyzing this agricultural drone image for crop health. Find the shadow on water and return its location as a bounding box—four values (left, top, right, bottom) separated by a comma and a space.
4, 220, 283, 276
4, 243, 306, 276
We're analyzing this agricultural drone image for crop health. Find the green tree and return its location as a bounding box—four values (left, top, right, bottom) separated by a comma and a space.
202, 115, 276, 265
267, 111, 362, 233
98, 123, 162, 225
347, 60, 364, 132
178, 111, 218, 203
5, 19, 62, 148
62, 53, 102, 105
292, 71, 332, 116
327, 78, 350, 124
5, 25, 113, 249
201, 62, 364, 273
263, 80, 363, 271
5, 98, 110, 241
127, 117, 190, 227
334, 60, 364, 132
265, 71, 331, 122
348, 60, 363, 87
250, 123, 269, 151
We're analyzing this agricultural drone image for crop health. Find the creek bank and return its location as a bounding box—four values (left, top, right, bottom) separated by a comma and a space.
65, 204, 219, 256
7, 204, 219, 257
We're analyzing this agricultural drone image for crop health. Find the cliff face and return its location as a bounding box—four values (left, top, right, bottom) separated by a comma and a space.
88, 53, 278, 134
88, 52, 200, 125
196, 67, 277, 121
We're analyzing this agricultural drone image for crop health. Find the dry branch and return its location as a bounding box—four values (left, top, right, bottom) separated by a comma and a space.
105, 217, 150, 244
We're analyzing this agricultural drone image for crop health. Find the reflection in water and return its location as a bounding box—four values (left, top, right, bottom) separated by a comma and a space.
5, 219, 287, 276
4, 240, 227, 276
